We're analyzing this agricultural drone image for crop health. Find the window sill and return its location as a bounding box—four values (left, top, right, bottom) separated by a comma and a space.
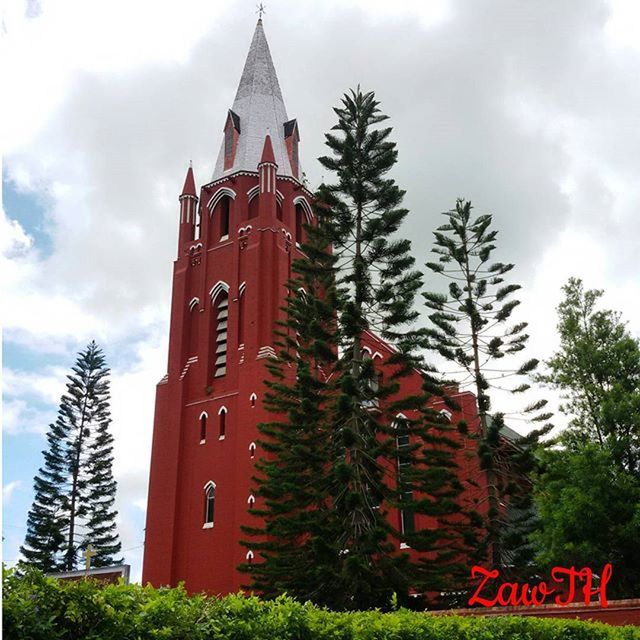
220, 234, 229, 242
219, 435, 226, 441
400, 542, 411, 550
199, 439, 205, 445
202, 522, 214, 529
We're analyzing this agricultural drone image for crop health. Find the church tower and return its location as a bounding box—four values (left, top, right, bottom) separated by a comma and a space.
142, 19, 313, 593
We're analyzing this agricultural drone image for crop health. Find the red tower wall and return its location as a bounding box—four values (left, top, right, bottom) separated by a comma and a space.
142, 165, 315, 593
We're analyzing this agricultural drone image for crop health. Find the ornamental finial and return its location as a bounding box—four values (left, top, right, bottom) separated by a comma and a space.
256, 3, 266, 20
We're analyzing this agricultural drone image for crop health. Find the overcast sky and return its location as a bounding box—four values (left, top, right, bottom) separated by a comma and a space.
3, 0, 639, 582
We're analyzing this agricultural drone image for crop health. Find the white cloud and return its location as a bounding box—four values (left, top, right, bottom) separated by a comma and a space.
3, 0, 640, 581
3, 481, 23, 504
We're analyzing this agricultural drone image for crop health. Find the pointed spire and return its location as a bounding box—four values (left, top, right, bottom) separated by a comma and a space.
259, 135, 276, 166
181, 164, 197, 197
212, 20, 297, 180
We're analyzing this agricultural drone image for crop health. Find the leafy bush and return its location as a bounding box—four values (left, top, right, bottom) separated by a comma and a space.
3, 567, 639, 640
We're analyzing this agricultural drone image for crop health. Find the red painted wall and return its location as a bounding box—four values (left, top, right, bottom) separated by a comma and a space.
142, 160, 492, 595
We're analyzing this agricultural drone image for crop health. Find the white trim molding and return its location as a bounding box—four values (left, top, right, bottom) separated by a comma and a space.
207, 187, 237, 213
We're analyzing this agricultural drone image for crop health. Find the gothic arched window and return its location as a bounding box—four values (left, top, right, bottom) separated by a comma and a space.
219, 196, 230, 240
276, 199, 283, 221
204, 482, 216, 527
238, 285, 246, 347
199, 412, 208, 443
218, 407, 227, 439
395, 416, 415, 535
212, 291, 228, 378
248, 194, 259, 220
295, 203, 304, 246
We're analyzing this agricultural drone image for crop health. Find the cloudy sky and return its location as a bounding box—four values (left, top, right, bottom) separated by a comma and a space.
3, 0, 639, 582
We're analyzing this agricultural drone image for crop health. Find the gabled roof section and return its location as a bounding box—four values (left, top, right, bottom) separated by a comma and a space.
226, 109, 241, 133
212, 19, 296, 180
283, 119, 299, 139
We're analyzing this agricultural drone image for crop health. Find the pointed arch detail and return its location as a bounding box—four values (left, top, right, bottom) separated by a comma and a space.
207, 187, 237, 213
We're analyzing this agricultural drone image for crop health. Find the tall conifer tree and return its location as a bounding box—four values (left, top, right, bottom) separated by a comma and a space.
240, 215, 341, 605
316, 89, 475, 608
423, 199, 552, 572
243, 89, 477, 610
21, 342, 122, 571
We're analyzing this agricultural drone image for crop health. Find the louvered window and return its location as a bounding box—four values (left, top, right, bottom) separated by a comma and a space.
396, 419, 415, 535
213, 293, 228, 378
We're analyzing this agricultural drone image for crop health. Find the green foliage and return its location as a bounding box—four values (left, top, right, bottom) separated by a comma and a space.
532, 444, 640, 599
423, 199, 552, 571
240, 213, 341, 606
21, 341, 122, 572
243, 88, 479, 609
539, 278, 640, 478
4, 568, 638, 640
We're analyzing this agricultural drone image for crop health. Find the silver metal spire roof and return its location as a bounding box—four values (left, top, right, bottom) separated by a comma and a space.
212, 20, 295, 180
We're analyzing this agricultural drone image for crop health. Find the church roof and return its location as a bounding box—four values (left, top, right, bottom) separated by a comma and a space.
212, 19, 295, 180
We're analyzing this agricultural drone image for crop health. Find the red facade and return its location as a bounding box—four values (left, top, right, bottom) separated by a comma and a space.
142, 20, 489, 595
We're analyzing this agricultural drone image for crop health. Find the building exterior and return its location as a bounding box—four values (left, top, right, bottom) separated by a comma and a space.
142, 19, 492, 595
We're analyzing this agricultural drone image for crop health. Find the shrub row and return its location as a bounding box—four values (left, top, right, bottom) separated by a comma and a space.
3, 568, 639, 640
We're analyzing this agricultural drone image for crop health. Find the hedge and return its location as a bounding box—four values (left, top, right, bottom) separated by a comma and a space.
3, 567, 639, 640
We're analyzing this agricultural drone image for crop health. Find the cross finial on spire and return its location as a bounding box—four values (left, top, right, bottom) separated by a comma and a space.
256, 2, 266, 20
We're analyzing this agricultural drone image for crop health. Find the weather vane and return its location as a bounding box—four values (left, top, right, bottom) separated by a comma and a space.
256, 3, 266, 19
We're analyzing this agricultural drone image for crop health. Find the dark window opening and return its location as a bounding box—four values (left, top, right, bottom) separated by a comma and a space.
396, 419, 415, 535
220, 197, 230, 239
276, 200, 283, 221
295, 203, 304, 245
248, 195, 259, 219
219, 409, 227, 438
204, 485, 215, 525
200, 415, 207, 442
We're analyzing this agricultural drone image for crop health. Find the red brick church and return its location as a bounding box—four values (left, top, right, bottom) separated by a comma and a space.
142, 19, 503, 595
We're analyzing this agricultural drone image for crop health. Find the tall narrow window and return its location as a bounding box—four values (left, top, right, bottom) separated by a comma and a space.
238, 286, 246, 347
295, 203, 304, 246
204, 483, 216, 527
213, 292, 228, 378
199, 413, 207, 443
276, 200, 283, 221
249, 442, 256, 459
396, 418, 415, 535
248, 194, 259, 219
220, 196, 230, 239
219, 407, 227, 439
188, 303, 199, 356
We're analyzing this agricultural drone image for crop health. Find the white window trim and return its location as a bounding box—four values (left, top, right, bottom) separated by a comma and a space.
202, 522, 214, 530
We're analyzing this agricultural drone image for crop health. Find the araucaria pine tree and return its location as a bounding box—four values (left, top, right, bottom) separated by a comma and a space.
243, 89, 477, 610
316, 89, 475, 608
21, 342, 122, 571
423, 199, 552, 572
240, 214, 341, 605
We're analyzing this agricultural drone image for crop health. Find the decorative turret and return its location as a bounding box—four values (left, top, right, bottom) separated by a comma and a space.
258, 134, 277, 219
178, 164, 198, 250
